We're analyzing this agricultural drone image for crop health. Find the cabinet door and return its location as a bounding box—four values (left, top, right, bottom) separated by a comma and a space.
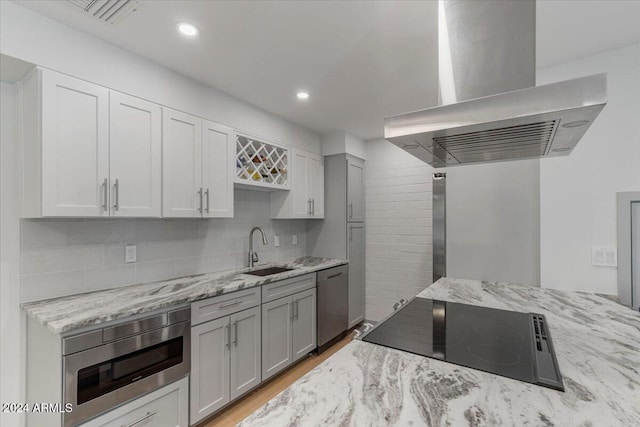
310, 154, 325, 218
109, 91, 161, 217
291, 150, 310, 217
229, 307, 261, 400
202, 121, 234, 218
80, 377, 188, 427
292, 288, 317, 362
347, 157, 365, 222
262, 296, 293, 380
348, 223, 365, 327
163, 109, 202, 217
41, 71, 109, 216
191, 317, 230, 424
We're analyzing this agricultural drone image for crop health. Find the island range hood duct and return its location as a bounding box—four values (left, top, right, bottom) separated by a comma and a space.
384, 0, 607, 168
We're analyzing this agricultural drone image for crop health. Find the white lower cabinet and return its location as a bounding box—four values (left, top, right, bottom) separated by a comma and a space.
190, 306, 261, 424
79, 376, 188, 427
262, 288, 317, 381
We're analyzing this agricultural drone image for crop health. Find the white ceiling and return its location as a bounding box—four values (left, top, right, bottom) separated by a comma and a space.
13, 0, 640, 140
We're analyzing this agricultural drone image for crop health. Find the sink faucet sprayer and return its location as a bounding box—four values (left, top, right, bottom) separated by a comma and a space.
248, 226, 268, 268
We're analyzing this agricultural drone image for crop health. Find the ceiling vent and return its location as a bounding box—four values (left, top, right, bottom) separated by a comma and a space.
66, 0, 141, 24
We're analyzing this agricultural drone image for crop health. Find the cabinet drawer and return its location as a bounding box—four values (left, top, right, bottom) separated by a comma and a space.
191, 288, 260, 326
262, 273, 316, 303
80, 376, 188, 427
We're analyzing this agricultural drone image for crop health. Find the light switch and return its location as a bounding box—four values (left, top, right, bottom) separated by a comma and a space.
274, 235, 280, 247
125, 244, 137, 263
591, 246, 617, 267
292, 235, 298, 246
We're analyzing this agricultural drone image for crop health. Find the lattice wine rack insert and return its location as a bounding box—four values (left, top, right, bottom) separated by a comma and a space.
236, 135, 288, 187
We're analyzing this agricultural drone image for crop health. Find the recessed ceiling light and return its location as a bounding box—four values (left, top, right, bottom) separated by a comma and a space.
296, 91, 310, 100
177, 22, 199, 37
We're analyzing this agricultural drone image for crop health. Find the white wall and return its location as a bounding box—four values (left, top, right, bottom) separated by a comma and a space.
538, 44, 640, 294
0, 82, 22, 427
446, 159, 541, 286
365, 139, 432, 321
321, 131, 366, 160
0, 1, 320, 154
19, 190, 307, 302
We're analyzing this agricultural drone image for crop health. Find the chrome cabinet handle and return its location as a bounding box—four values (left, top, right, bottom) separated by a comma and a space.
205, 188, 210, 214
123, 411, 157, 427
225, 324, 230, 349
220, 300, 242, 309
102, 178, 108, 211
349, 203, 353, 219
312, 198, 315, 215
307, 198, 312, 215
113, 179, 119, 212
233, 321, 238, 347
294, 300, 299, 320
197, 188, 203, 213
327, 272, 343, 279
349, 226, 353, 241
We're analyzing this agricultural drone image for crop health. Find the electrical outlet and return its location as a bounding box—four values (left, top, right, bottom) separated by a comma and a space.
274, 235, 280, 247
591, 246, 617, 267
125, 244, 137, 263
292, 234, 298, 246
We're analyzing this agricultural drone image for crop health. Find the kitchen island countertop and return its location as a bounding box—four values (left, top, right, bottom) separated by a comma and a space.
21, 256, 347, 334
239, 277, 640, 426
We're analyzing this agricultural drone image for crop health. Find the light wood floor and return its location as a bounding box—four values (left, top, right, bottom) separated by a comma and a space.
201, 333, 354, 427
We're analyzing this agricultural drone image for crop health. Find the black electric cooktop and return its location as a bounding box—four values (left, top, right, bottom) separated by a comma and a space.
361, 298, 564, 391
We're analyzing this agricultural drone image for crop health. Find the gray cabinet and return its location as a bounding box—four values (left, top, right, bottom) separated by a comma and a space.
229, 307, 261, 400
292, 288, 317, 361
190, 316, 230, 423
262, 288, 317, 380
261, 296, 293, 380
80, 377, 188, 427
348, 223, 365, 328
190, 306, 261, 424
308, 153, 365, 328
347, 156, 365, 222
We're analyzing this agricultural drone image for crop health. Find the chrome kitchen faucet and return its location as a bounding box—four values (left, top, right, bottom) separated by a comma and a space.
248, 226, 268, 268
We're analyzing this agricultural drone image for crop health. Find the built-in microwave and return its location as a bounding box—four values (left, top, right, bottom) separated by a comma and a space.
62, 307, 190, 427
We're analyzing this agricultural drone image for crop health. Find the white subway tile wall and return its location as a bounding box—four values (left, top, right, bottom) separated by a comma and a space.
365, 139, 433, 322
20, 189, 307, 302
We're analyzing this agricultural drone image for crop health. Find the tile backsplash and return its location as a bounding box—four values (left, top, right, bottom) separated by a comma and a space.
20, 190, 307, 302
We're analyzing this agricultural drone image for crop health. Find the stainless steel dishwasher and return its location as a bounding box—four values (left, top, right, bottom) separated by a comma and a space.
317, 264, 349, 353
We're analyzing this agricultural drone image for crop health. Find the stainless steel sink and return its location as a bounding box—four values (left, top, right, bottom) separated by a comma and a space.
245, 266, 294, 277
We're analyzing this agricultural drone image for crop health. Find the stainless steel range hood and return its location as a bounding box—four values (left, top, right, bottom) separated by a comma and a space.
384, 0, 607, 168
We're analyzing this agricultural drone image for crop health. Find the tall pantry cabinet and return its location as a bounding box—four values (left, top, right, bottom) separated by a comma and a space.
307, 154, 366, 328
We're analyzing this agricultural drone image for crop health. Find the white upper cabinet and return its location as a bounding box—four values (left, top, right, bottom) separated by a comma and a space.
163, 110, 234, 218
202, 121, 235, 218
23, 69, 163, 218
23, 69, 110, 217
270, 148, 324, 219
162, 109, 203, 218
109, 91, 162, 217
310, 154, 325, 218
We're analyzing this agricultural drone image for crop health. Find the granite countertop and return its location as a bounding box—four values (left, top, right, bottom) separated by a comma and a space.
22, 256, 347, 334
240, 277, 640, 426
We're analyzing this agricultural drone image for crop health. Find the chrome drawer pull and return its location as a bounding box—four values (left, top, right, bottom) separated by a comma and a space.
102, 178, 108, 211
205, 188, 210, 213
123, 411, 157, 427
233, 321, 238, 347
113, 179, 120, 211
327, 272, 343, 279
219, 300, 242, 309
